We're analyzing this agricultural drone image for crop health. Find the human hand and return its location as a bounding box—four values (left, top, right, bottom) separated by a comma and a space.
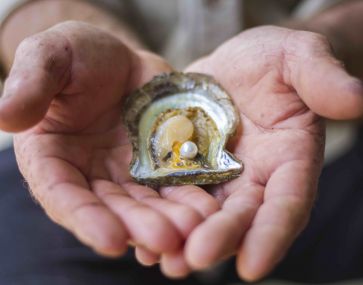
179, 26, 363, 281
0, 21, 219, 259
310, 1, 363, 79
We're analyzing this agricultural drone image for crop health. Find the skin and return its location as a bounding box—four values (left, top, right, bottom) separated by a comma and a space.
183, 27, 363, 280
0, 21, 219, 260
0, 0, 144, 70
291, 0, 363, 79
1, 1, 363, 283
140, 26, 363, 280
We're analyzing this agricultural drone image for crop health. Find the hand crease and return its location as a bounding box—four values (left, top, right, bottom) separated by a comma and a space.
69, 201, 105, 218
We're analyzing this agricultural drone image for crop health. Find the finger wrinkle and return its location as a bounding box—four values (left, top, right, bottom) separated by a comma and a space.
135, 195, 202, 234
69, 201, 105, 220
161, 186, 220, 217
35, 181, 84, 206
95, 189, 129, 200
122, 181, 159, 196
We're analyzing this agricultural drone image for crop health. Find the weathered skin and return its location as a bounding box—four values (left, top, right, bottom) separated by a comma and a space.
0, 21, 221, 264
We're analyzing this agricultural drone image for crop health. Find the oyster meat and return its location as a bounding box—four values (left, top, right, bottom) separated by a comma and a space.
123, 72, 243, 186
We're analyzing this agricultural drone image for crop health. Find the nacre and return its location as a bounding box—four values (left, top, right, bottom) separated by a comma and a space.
123, 72, 243, 187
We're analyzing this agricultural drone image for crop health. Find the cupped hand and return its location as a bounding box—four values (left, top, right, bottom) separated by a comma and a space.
0, 21, 219, 259
180, 26, 363, 281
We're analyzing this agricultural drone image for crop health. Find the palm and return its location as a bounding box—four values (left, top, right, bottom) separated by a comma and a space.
183, 26, 362, 280
5, 22, 219, 260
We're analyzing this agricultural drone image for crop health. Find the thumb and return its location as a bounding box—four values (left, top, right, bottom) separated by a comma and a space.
288, 32, 363, 120
0, 31, 72, 132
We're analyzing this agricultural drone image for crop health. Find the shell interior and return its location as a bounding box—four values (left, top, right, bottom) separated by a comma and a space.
123, 72, 243, 186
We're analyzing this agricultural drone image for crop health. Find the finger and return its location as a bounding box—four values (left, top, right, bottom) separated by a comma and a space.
160, 250, 192, 279
185, 183, 264, 270
286, 31, 363, 120
0, 31, 72, 132
160, 185, 220, 218
123, 183, 204, 238
26, 157, 128, 257
93, 180, 182, 254
135, 246, 160, 266
237, 160, 317, 282
124, 184, 206, 278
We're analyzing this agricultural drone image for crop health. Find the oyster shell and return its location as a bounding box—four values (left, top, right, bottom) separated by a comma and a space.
123, 72, 243, 187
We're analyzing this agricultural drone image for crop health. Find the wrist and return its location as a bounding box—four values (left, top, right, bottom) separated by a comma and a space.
285, 2, 363, 77
0, 0, 143, 73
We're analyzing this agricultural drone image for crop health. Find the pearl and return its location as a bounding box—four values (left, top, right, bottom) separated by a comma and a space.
180, 141, 198, 159
155, 115, 194, 159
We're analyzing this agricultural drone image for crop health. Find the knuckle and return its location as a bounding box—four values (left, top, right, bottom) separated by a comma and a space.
10, 32, 72, 91
69, 201, 103, 218
200, 198, 220, 216
294, 30, 327, 44
17, 35, 38, 53
54, 20, 84, 29
292, 31, 332, 56
176, 204, 203, 224
16, 34, 50, 58
15, 31, 71, 70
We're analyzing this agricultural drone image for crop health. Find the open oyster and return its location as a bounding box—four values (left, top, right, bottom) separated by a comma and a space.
123, 72, 243, 187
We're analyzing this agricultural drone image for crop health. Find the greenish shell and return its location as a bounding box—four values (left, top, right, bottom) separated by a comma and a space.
123, 72, 243, 187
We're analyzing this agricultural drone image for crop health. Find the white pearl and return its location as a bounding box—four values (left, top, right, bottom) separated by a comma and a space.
180, 141, 198, 159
